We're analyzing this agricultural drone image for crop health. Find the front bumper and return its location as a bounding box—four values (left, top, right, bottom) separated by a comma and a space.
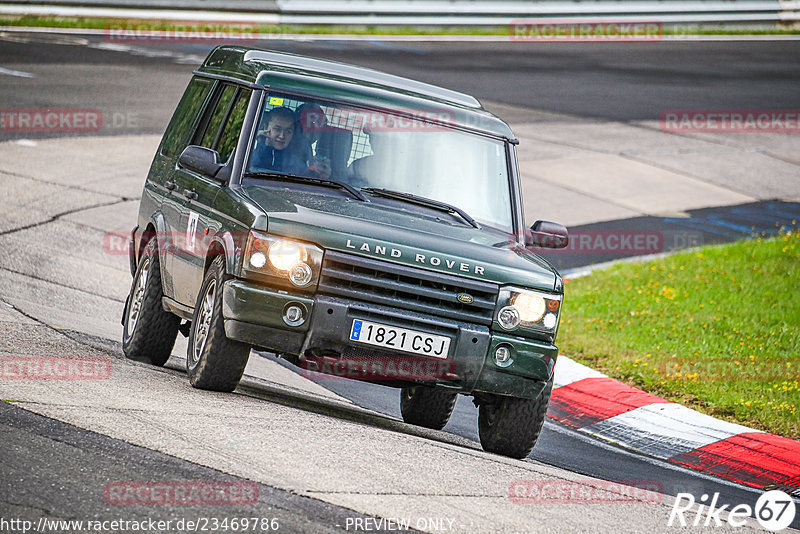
222, 278, 557, 399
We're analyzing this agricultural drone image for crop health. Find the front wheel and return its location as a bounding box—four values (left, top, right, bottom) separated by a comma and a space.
400, 386, 458, 430
478, 377, 553, 459
186, 256, 250, 392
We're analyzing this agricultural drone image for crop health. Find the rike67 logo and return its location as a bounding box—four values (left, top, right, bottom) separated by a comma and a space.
668, 491, 796, 531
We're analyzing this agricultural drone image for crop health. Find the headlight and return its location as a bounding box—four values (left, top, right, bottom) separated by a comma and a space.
496, 287, 562, 335
513, 292, 546, 323
244, 232, 323, 288
268, 241, 305, 271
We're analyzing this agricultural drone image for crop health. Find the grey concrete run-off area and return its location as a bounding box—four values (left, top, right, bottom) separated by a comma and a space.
2, 103, 797, 530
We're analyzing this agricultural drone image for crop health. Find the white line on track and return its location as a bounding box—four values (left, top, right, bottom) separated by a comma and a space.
0, 66, 36, 78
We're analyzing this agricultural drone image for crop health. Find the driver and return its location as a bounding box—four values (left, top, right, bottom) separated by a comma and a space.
249, 107, 307, 175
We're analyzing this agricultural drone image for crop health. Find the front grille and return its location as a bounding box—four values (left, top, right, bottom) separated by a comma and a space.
319, 250, 498, 325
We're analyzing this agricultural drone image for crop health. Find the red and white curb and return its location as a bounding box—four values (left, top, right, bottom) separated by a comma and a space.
548, 355, 800, 493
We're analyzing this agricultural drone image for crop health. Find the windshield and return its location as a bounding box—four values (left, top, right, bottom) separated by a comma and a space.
245, 93, 514, 232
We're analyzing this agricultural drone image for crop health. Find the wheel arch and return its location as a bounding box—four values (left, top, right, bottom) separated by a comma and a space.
140, 211, 167, 260
137, 212, 168, 293
203, 231, 238, 277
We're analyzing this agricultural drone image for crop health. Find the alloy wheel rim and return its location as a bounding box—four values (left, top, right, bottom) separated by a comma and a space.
192, 279, 216, 364
126, 258, 149, 337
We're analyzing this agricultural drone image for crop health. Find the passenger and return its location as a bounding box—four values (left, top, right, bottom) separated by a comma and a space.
249, 107, 307, 175
296, 102, 332, 179
349, 123, 392, 187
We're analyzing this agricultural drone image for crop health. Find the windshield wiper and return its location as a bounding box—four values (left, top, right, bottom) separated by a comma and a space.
362, 188, 480, 229
244, 171, 368, 202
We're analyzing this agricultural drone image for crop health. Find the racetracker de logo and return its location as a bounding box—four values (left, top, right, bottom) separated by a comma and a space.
509, 480, 663, 504
660, 110, 800, 133
297, 107, 456, 133
104, 481, 259, 505
528, 230, 663, 255
0, 108, 102, 133
103, 22, 267, 44
299, 355, 457, 381
509, 19, 664, 41
0, 356, 112, 380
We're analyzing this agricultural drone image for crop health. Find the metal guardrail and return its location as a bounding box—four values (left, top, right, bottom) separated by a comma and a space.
0, 0, 796, 25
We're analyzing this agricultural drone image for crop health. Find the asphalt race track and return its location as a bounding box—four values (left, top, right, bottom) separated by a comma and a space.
1, 32, 799, 533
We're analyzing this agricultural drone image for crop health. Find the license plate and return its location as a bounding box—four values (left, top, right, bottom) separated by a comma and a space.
349, 319, 451, 358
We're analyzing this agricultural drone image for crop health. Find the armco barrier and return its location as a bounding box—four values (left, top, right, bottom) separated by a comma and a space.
0, 0, 796, 25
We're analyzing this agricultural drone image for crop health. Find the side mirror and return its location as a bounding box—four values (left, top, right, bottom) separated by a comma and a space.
526, 220, 569, 249
178, 145, 224, 179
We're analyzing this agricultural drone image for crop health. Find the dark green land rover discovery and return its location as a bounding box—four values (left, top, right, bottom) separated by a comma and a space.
122, 45, 569, 459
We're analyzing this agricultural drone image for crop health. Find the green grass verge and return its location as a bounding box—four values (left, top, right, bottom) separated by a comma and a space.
558, 230, 800, 439
0, 16, 799, 36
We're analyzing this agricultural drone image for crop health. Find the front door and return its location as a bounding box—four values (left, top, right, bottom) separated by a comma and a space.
171, 83, 252, 306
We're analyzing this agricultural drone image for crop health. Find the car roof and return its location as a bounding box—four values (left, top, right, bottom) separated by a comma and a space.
196, 45, 516, 140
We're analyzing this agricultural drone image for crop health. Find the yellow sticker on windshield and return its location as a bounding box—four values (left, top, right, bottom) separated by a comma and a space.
268, 97, 284, 106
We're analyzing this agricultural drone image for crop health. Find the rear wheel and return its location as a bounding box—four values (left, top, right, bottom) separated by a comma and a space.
122, 239, 179, 366
186, 256, 250, 392
478, 378, 553, 459
400, 386, 458, 430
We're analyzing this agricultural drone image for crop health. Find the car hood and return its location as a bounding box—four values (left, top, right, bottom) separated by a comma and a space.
241, 186, 561, 292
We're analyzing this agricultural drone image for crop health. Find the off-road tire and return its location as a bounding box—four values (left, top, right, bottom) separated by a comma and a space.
400, 386, 458, 430
186, 255, 250, 392
478, 377, 553, 459
122, 238, 180, 366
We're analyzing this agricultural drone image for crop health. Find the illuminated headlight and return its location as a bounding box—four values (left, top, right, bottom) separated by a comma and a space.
244, 231, 322, 288
249, 252, 267, 269
268, 241, 305, 271
496, 287, 562, 334
513, 293, 546, 323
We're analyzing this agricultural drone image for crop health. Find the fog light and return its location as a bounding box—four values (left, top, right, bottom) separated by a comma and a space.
283, 304, 306, 327
288, 263, 313, 287
497, 306, 521, 330
543, 313, 557, 329
249, 251, 267, 269
494, 345, 513, 367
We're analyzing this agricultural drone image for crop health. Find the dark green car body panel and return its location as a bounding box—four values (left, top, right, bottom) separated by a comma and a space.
130, 45, 562, 400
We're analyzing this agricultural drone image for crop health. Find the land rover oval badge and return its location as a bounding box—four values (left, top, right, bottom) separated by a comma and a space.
457, 293, 474, 304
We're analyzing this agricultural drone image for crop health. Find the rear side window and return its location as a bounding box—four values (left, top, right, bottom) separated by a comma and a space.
159, 77, 213, 158
199, 84, 237, 149
194, 84, 251, 163
216, 89, 251, 162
